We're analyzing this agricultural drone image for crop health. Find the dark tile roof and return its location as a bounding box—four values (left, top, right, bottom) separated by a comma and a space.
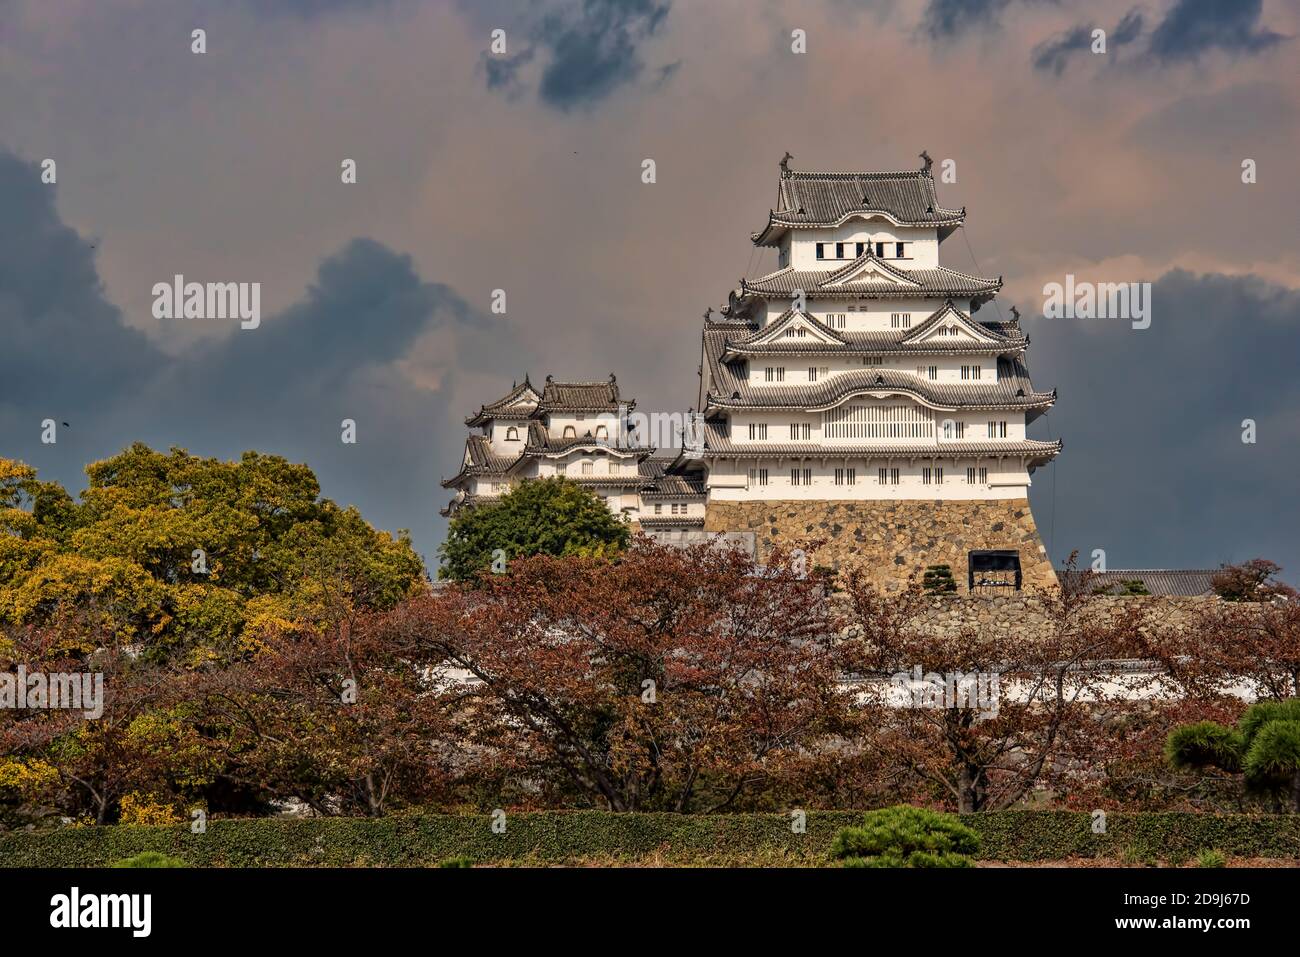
702, 329, 1054, 415
637, 516, 706, 528
522, 420, 649, 458
720, 305, 1021, 358
640, 474, 707, 498
465, 379, 541, 425
440, 436, 524, 487
538, 377, 627, 412
561, 477, 648, 489
742, 254, 1000, 300
753, 169, 964, 245
1062, 570, 1219, 597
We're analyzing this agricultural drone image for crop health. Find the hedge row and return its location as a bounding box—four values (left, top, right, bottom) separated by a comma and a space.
3, 810, 1299, 867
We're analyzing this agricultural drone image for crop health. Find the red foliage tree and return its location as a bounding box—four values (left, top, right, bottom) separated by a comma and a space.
380, 538, 851, 812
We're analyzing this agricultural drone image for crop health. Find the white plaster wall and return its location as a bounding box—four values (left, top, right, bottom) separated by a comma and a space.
705, 456, 1032, 501
544, 411, 621, 440
725, 407, 1028, 446
488, 420, 527, 455
786, 224, 939, 270
746, 355, 991, 385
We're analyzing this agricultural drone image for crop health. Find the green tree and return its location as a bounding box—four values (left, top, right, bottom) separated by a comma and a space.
0, 444, 423, 663
831, 805, 981, 867
1167, 699, 1300, 811
437, 477, 629, 581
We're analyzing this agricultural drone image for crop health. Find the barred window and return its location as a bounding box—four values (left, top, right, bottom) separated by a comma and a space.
965, 467, 988, 485
824, 403, 934, 439
878, 467, 900, 485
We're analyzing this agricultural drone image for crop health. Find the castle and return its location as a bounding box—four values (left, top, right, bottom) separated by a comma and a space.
444, 157, 1061, 592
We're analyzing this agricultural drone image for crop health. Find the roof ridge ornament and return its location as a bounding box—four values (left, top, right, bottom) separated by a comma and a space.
920, 149, 933, 175
779, 151, 793, 176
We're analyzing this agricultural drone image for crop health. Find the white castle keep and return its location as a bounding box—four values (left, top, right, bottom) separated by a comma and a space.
444, 156, 1062, 591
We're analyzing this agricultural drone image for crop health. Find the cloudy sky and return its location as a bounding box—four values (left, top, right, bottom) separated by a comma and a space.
1, 0, 1296, 577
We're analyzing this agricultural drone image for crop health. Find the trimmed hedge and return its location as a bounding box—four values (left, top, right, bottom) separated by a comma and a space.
2, 810, 1299, 867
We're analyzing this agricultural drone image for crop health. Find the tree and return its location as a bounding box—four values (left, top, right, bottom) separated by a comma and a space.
437, 477, 630, 581
183, 611, 462, 817
387, 538, 849, 812
0, 445, 423, 664
1134, 585, 1300, 701
0, 622, 194, 825
840, 559, 1136, 813
831, 805, 981, 867
1211, 559, 1297, 602
1167, 699, 1300, 812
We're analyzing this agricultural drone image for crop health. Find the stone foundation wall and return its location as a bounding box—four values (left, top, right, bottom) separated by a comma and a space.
704, 498, 1057, 593
896, 593, 1210, 642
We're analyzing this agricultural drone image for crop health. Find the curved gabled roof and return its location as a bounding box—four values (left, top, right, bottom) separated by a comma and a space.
707, 365, 1055, 413
741, 253, 1000, 301
728, 309, 850, 347
465, 378, 541, 426
440, 435, 525, 488
702, 328, 1054, 417
524, 420, 649, 459
718, 303, 1023, 359
538, 376, 628, 413
753, 168, 964, 246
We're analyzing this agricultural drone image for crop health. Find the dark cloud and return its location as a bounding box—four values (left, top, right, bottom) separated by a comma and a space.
921, 0, 1014, 38
0, 152, 161, 431
479, 0, 673, 111
0, 151, 503, 562
483, 46, 536, 96
1148, 0, 1285, 61
1032, 10, 1142, 75
1025, 270, 1300, 581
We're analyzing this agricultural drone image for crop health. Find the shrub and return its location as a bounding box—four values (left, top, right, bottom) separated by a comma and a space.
1195, 849, 1226, 868
4, 810, 1300, 868
831, 805, 981, 868
922, 565, 957, 594
438, 856, 474, 868
111, 851, 188, 868
1166, 722, 1244, 773
438, 477, 630, 581
1167, 699, 1300, 810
